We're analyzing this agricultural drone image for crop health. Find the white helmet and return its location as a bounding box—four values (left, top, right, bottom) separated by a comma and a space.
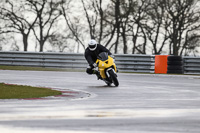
88, 39, 97, 51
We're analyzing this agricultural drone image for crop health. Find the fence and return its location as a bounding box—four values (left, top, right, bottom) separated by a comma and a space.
114, 54, 155, 73
183, 57, 200, 75
0, 51, 200, 74
0, 51, 155, 73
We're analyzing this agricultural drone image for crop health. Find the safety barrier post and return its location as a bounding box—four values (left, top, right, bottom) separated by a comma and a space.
155, 55, 169, 74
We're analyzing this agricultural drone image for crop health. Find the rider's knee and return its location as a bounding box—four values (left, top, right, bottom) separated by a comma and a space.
86, 68, 93, 74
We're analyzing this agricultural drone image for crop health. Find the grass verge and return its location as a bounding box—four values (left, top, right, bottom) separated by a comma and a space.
0, 65, 84, 72
0, 83, 62, 99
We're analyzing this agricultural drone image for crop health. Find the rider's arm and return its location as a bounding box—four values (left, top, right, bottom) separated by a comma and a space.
84, 50, 96, 68
98, 44, 112, 55
98, 44, 115, 59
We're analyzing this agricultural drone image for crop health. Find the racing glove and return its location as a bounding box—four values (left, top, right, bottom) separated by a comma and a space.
90, 63, 98, 69
110, 55, 115, 59
110, 55, 115, 62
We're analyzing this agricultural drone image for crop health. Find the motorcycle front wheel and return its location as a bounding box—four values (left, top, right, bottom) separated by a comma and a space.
108, 69, 119, 86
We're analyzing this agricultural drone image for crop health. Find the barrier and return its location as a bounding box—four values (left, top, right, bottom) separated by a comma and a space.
0, 51, 155, 73
1, 51, 200, 74
155, 55, 169, 74
167, 56, 183, 74
183, 57, 200, 75
114, 54, 155, 73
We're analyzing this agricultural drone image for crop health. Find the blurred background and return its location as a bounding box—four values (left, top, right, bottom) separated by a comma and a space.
0, 0, 200, 56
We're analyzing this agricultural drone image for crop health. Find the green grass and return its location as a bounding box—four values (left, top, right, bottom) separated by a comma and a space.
0, 83, 62, 99
0, 65, 84, 72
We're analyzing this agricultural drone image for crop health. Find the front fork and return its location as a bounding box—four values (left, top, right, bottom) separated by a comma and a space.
106, 68, 117, 79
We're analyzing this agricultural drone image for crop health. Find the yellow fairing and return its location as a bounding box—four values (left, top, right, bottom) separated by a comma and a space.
96, 56, 117, 79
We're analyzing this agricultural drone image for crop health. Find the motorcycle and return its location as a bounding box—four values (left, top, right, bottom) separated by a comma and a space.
96, 52, 119, 86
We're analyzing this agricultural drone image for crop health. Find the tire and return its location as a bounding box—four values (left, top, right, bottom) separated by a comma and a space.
168, 56, 182, 61
167, 61, 183, 65
108, 69, 119, 87
167, 56, 183, 74
167, 65, 183, 70
167, 70, 183, 74
105, 81, 111, 86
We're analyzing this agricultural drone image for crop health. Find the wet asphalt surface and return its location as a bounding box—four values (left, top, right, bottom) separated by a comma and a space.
0, 70, 200, 133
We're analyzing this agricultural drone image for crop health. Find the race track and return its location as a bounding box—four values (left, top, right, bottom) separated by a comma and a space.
0, 70, 200, 133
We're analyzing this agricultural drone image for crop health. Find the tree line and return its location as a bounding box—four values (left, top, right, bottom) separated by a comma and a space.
0, 0, 200, 55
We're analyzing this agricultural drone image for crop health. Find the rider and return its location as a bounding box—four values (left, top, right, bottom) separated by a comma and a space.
84, 39, 113, 79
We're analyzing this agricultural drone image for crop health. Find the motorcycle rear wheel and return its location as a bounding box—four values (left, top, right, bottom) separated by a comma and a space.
108, 70, 119, 86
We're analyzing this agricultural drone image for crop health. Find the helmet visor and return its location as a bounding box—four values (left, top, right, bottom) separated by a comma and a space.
89, 44, 96, 49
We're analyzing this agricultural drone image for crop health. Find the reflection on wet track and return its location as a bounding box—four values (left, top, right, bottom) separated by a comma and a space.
1, 70, 200, 133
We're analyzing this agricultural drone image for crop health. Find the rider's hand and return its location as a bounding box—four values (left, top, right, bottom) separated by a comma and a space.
110, 55, 115, 59
110, 55, 115, 62
93, 63, 98, 68
90, 63, 97, 68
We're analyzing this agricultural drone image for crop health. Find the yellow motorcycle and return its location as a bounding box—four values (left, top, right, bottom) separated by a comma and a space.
96, 52, 119, 86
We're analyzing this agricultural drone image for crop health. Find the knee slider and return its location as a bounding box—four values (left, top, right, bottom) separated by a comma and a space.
86, 68, 93, 74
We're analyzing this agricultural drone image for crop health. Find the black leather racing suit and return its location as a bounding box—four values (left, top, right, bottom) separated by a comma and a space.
84, 44, 112, 74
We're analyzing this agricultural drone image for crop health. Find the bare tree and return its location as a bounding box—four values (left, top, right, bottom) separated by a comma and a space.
80, 0, 116, 49
48, 32, 74, 52
128, 0, 150, 54
62, 0, 117, 52
143, 0, 170, 55
118, 0, 134, 54
1, 0, 199, 55
9, 36, 20, 51
111, 0, 120, 53
0, 0, 38, 51
180, 32, 200, 56
81, 0, 98, 39
28, 0, 62, 52
61, 0, 86, 51
100, 0, 121, 53
163, 0, 200, 55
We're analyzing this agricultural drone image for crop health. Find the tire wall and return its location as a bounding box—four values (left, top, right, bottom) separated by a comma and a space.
155, 55, 169, 74
155, 55, 183, 74
167, 56, 183, 74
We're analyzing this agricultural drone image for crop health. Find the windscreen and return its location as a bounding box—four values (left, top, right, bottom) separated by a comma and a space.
98, 52, 108, 61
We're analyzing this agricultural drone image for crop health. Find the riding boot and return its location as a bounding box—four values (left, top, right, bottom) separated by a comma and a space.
94, 70, 102, 80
